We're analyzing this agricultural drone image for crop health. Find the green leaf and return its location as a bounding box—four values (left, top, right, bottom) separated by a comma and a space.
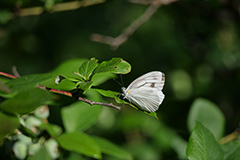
61, 101, 102, 132
28, 146, 52, 160
52, 59, 87, 77
57, 132, 102, 159
93, 136, 133, 160
55, 75, 80, 85
77, 81, 93, 92
0, 88, 54, 114
187, 98, 225, 139
94, 58, 131, 74
186, 122, 224, 160
0, 79, 11, 98
79, 58, 98, 81
40, 123, 62, 137
222, 140, 240, 160
94, 89, 119, 99
92, 72, 116, 86
6, 74, 53, 95
45, 59, 87, 91
0, 112, 20, 142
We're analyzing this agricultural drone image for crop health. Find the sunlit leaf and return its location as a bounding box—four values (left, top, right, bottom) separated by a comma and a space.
79, 58, 98, 80
94, 58, 131, 74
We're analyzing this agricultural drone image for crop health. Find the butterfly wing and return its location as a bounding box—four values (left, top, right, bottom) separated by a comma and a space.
127, 88, 164, 112
126, 71, 165, 91
124, 71, 165, 112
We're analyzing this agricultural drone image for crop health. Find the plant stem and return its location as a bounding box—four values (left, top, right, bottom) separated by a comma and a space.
0, 71, 121, 110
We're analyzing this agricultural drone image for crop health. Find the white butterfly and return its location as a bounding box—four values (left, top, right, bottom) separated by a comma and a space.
122, 71, 165, 112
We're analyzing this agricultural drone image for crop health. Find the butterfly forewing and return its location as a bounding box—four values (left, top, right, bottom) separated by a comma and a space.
126, 71, 165, 91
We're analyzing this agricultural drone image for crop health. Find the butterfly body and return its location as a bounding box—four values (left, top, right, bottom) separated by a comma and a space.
122, 71, 165, 112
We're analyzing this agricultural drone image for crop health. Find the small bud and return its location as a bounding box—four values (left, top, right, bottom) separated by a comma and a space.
25, 116, 42, 135
13, 141, 27, 160
28, 143, 41, 155
45, 139, 60, 159
34, 105, 50, 119
17, 134, 32, 145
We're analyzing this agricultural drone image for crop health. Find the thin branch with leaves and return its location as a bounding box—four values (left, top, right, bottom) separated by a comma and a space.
0, 71, 121, 111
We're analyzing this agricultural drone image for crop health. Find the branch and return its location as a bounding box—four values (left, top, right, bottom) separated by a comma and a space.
0, 71, 121, 111
129, 0, 179, 5
0, 71, 18, 79
219, 126, 240, 144
14, 0, 105, 17
90, 0, 179, 50
78, 97, 121, 110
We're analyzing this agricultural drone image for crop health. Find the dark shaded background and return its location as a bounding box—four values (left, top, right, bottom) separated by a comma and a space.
1, 0, 240, 159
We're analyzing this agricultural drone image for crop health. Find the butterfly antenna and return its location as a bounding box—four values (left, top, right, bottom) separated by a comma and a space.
120, 74, 124, 87
113, 74, 124, 87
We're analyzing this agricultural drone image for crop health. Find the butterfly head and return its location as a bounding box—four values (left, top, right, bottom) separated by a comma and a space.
121, 87, 130, 98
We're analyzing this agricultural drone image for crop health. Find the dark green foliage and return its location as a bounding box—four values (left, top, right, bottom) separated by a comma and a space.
1, 0, 240, 159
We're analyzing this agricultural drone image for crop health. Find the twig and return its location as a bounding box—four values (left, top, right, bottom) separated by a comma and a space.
0, 71, 18, 79
0, 71, 121, 111
128, 0, 154, 5
219, 126, 240, 144
91, 4, 160, 50
129, 0, 179, 5
15, 0, 105, 17
78, 97, 121, 110
90, 0, 178, 50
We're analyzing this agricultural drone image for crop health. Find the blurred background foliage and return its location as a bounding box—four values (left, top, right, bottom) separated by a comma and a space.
1, 0, 240, 159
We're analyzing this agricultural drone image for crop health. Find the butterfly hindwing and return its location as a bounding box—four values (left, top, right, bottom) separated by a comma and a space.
127, 87, 164, 112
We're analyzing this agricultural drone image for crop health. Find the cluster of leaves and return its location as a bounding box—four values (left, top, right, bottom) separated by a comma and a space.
0, 58, 134, 160
0, 58, 240, 160
55, 58, 157, 118
55, 57, 130, 92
